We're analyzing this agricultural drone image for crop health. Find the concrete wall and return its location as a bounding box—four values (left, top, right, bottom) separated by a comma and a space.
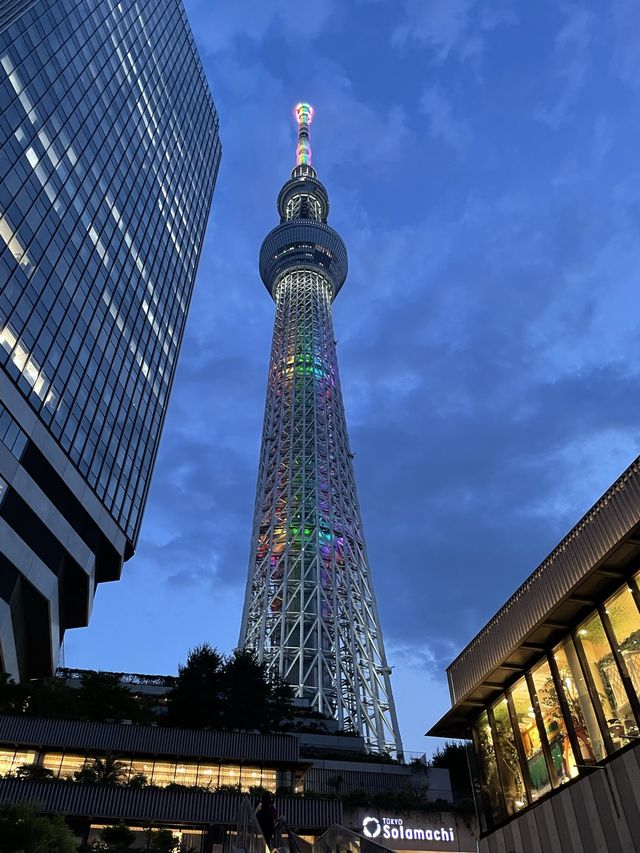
480, 743, 640, 853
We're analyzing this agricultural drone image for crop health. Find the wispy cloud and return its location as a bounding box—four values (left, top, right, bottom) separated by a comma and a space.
392, 0, 515, 65
420, 85, 469, 155
535, 4, 594, 127
610, 0, 640, 89
184, 0, 337, 54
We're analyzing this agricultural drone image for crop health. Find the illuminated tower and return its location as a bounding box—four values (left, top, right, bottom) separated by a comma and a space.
240, 105, 402, 755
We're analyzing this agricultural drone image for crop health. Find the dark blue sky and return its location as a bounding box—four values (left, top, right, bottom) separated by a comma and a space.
65, 0, 640, 756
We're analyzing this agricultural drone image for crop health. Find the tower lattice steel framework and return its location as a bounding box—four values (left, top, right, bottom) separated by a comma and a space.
240, 104, 403, 755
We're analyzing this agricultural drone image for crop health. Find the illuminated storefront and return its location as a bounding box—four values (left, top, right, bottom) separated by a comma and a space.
431, 458, 640, 852
469, 572, 640, 829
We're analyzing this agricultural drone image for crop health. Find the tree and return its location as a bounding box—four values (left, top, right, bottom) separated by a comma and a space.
430, 741, 472, 801
93, 823, 136, 851
128, 772, 148, 789
165, 644, 225, 729
14, 763, 55, 781
0, 673, 28, 714
0, 802, 77, 852
145, 828, 180, 852
222, 649, 293, 732
26, 676, 78, 719
74, 755, 129, 785
75, 672, 144, 722
165, 644, 295, 732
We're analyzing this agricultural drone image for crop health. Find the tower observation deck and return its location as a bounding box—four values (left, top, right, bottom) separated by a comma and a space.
240, 105, 403, 756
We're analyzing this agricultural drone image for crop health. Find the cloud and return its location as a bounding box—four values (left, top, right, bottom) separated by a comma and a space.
420, 85, 469, 155
388, 643, 457, 755
330, 154, 640, 657
391, 0, 515, 64
535, 4, 594, 127
183, 0, 336, 54
290, 61, 411, 176
610, 0, 640, 89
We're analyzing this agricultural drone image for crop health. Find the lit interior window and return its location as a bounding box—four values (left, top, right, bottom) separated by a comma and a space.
575, 611, 637, 747
0, 210, 32, 269
605, 585, 640, 704
530, 659, 578, 784
0, 325, 57, 406
509, 678, 552, 800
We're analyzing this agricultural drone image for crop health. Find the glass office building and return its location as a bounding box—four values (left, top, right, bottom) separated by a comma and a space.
0, 0, 221, 679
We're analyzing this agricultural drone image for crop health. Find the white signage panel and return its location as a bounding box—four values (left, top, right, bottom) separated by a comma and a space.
351, 810, 476, 853
363, 816, 456, 844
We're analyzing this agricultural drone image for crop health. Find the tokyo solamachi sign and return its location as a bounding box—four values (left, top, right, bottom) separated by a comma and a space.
362, 816, 456, 845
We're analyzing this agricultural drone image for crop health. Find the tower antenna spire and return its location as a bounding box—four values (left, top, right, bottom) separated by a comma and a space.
294, 102, 314, 166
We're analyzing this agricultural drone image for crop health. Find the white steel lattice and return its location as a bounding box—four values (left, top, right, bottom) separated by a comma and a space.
240, 269, 403, 755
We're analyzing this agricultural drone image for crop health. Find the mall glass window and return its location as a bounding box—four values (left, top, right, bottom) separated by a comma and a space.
509, 678, 553, 800
605, 585, 640, 704
174, 763, 199, 787
151, 760, 177, 787
0, 748, 37, 775
554, 638, 606, 761
130, 758, 154, 781
41, 752, 89, 777
575, 611, 636, 747
530, 659, 578, 784
472, 711, 504, 825
18, 750, 279, 792
197, 764, 219, 788
490, 697, 528, 814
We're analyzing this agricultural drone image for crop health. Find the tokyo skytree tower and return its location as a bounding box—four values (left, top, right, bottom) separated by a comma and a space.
240, 104, 403, 756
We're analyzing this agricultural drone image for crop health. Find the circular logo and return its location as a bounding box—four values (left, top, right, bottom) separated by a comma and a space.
362, 817, 381, 839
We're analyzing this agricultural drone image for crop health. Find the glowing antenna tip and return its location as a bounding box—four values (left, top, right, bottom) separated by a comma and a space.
294, 102, 314, 125
294, 103, 314, 167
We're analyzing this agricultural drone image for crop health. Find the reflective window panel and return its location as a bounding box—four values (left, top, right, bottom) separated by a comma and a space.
576, 612, 635, 748
530, 659, 578, 784
554, 638, 606, 761
491, 697, 528, 813
605, 585, 640, 707
473, 711, 505, 825
510, 678, 552, 800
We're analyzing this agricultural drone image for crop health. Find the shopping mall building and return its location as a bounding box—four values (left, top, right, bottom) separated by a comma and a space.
430, 457, 640, 853
0, 710, 476, 853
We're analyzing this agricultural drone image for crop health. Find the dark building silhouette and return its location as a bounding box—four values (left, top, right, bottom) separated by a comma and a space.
0, 0, 220, 679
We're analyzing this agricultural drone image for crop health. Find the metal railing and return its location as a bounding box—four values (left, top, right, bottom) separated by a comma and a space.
225, 797, 269, 853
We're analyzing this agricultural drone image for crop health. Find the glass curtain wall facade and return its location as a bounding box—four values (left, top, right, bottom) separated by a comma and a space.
470, 571, 640, 833
0, 0, 220, 679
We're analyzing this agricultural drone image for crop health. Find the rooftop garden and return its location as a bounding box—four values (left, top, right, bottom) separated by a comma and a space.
0, 644, 295, 734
